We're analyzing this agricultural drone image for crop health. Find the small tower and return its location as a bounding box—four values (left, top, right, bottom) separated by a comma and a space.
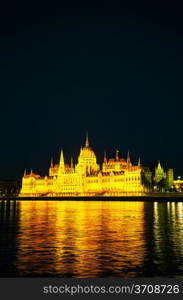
24, 169, 26, 177
138, 157, 141, 167
116, 149, 119, 161
49, 157, 55, 177
70, 157, 74, 168
104, 151, 107, 163
127, 151, 131, 166
50, 157, 53, 168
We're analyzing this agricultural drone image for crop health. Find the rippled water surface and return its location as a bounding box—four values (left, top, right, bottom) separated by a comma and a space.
0, 200, 183, 277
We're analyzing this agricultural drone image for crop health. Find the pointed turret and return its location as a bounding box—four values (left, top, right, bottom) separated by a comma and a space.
59, 149, 64, 165
157, 160, 161, 168
138, 157, 141, 167
127, 151, 131, 166
24, 169, 26, 176
116, 149, 119, 161
50, 157, 53, 168
126, 151, 131, 164
30, 169, 33, 175
70, 157, 74, 168
157, 160, 164, 173
154, 160, 166, 183
58, 149, 65, 175
104, 151, 107, 163
85, 132, 89, 148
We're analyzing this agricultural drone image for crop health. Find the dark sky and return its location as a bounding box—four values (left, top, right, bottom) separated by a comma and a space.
0, 0, 182, 180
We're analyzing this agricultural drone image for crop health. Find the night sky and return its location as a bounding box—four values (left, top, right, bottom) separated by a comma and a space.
0, 1, 182, 180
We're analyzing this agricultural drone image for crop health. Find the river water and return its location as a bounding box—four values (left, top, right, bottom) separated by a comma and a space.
0, 200, 183, 277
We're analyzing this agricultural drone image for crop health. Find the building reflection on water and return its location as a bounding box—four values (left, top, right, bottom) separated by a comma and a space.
0, 200, 20, 276
0, 200, 183, 277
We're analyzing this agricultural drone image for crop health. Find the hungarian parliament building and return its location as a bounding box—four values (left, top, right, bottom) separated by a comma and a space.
19, 135, 174, 197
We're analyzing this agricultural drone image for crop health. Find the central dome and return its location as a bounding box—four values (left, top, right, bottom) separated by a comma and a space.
79, 134, 96, 158
76, 134, 100, 175
80, 146, 96, 158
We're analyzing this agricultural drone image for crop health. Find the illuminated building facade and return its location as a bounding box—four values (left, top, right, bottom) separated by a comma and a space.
153, 162, 174, 191
173, 179, 183, 192
167, 168, 174, 188
19, 135, 149, 197
154, 161, 166, 183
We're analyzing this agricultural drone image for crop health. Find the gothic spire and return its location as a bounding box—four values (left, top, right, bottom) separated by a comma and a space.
59, 149, 64, 166
85, 132, 89, 147
58, 149, 65, 175
71, 157, 74, 168
50, 157, 53, 168
138, 157, 141, 167
157, 160, 162, 169
116, 149, 119, 161
127, 151, 131, 165
104, 151, 107, 163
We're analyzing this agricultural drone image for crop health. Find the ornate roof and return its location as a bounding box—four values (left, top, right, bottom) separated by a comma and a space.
79, 146, 96, 158
24, 173, 40, 179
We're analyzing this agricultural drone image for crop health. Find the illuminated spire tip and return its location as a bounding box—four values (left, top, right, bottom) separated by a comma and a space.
85, 132, 89, 147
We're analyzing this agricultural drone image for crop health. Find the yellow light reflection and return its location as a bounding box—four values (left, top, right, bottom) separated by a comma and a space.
16, 200, 146, 277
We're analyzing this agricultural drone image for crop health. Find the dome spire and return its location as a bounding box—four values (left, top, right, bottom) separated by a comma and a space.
85, 132, 89, 147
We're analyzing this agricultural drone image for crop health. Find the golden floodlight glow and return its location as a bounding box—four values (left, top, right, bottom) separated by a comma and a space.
19, 134, 150, 197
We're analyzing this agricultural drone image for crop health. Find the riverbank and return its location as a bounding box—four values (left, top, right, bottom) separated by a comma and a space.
1, 192, 183, 201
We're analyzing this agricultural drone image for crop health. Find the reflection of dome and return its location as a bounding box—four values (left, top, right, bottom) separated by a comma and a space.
80, 147, 96, 158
